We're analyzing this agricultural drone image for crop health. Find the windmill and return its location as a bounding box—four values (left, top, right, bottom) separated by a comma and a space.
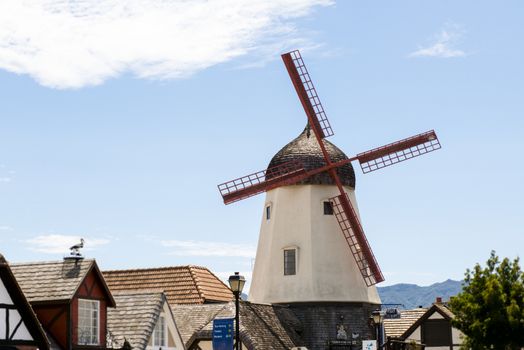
217, 50, 441, 288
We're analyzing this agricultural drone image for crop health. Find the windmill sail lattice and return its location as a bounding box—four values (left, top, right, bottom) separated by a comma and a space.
357, 130, 441, 173
218, 160, 306, 204
282, 50, 334, 139
330, 193, 384, 286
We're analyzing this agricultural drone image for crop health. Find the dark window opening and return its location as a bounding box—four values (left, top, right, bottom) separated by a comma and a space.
422, 319, 451, 346
284, 249, 296, 275
323, 201, 334, 215
266, 206, 271, 220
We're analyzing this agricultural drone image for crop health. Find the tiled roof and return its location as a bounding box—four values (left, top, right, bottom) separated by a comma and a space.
172, 301, 304, 349
383, 308, 428, 339
386, 303, 456, 340
268, 127, 356, 187
107, 290, 165, 350
10, 259, 95, 303
172, 303, 227, 346
103, 265, 233, 305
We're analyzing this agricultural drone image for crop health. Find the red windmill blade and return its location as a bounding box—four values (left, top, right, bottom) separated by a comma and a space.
217, 49, 442, 286
282, 50, 334, 139
357, 130, 441, 173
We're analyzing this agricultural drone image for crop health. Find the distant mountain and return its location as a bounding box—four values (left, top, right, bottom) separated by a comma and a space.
377, 279, 463, 309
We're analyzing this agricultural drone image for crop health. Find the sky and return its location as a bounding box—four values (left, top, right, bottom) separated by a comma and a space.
0, 1, 523, 293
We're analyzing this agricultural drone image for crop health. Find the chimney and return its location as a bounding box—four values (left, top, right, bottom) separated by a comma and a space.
435, 297, 442, 304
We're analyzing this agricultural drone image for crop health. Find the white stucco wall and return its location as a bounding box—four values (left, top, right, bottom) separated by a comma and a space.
405, 325, 421, 342
0, 278, 13, 304
196, 340, 212, 350
0, 277, 33, 341
249, 184, 381, 304
452, 327, 464, 345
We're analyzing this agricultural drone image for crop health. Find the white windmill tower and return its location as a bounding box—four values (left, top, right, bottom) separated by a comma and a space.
218, 50, 441, 347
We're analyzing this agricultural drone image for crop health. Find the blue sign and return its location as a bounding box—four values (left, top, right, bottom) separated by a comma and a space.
212, 318, 234, 350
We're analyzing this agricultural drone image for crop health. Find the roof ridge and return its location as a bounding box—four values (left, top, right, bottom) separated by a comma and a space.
11, 258, 95, 266
191, 267, 232, 294
188, 266, 205, 303
103, 264, 210, 273
112, 289, 166, 295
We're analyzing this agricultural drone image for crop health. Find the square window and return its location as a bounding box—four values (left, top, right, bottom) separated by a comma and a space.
284, 249, 296, 275
323, 201, 334, 215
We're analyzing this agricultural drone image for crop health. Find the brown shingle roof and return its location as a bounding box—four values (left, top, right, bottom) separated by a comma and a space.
172, 301, 304, 349
268, 127, 356, 187
103, 265, 233, 305
107, 290, 165, 350
172, 303, 228, 346
383, 308, 428, 338
10, 259, 94, 303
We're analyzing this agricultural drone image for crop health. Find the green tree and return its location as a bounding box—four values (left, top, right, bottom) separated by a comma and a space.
450, 251, 524, 349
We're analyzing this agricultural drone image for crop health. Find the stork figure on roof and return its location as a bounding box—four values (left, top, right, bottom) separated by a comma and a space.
67, 238, 85, 258
217, 50, 441, 348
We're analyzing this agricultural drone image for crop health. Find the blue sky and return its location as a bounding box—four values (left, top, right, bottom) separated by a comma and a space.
0, 1, 523, 291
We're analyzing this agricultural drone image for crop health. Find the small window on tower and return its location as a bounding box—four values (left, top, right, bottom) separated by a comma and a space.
284, 249, 296, 275
266, 205, 271, 220
323, 201, 334, 215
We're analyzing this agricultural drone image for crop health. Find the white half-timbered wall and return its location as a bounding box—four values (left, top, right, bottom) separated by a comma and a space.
0, 277, 33, 341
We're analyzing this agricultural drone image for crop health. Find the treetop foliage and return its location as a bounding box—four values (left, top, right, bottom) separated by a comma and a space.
450, 251, 524, 350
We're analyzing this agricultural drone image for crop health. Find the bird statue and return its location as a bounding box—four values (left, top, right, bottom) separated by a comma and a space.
69, 238, 85, 257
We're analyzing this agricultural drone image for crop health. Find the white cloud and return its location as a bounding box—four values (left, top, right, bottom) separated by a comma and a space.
0, 226, 13, 231
0, 164, 14, 183
161, 239, 256, 258
25, 234, 110, 254
409, 25, 466, 58
0, 0, 332, 89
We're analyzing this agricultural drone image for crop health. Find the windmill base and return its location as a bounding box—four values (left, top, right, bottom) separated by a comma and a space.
282, 302, 379, 350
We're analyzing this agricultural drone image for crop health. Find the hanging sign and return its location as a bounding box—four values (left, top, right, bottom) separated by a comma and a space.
212, 318, 234, 350
362, 340, 377, 350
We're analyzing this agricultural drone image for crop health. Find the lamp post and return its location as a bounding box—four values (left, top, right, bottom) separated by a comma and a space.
228, 272, 246, 350
372, 309, 384, 348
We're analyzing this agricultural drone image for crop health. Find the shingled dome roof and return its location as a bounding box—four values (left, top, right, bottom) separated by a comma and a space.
268, 126, 355, 187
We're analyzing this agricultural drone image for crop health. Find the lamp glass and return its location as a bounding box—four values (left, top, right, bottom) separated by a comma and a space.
372, 310, 382, 324
228, 272, 246, 293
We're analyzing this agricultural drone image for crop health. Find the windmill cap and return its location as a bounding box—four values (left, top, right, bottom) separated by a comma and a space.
267, 126, 355, 188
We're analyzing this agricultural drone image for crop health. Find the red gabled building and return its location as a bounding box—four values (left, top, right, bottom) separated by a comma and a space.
10, 258, 116, 350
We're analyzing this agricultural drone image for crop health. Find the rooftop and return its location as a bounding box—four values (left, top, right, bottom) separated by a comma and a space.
172, 301, 303, 349
10, 259, 97, 303
107, 290, 165, 350
103, 265, 233, 305
383, 308, 428, 338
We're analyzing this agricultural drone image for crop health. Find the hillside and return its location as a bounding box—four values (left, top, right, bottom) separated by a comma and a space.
377, 279, 463, 309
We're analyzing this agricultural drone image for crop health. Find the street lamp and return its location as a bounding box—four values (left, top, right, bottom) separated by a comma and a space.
371, 310, 384, 348
228, 272, 246, 350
